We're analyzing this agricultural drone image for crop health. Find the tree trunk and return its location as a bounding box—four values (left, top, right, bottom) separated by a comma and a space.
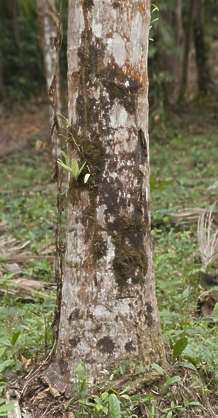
46, 0, 166, 395
157, 1, 184, 104
178, 0, 194, 102
11, 0, 20, 48
174, 0, 184, 93
36, 0, 62, 157
0, 58, 5, 101
193, 0, 211, 94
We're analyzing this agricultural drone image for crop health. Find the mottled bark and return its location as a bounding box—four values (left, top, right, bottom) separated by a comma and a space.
47, 0, 166, 394
192, 0, 211, 94
36, 0, 62, 156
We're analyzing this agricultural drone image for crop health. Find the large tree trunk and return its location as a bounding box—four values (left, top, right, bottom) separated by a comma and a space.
36, 0, 62, 156
47, 0, 166, 394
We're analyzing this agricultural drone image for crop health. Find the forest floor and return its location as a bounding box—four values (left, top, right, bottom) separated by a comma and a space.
0, 89, 218, 416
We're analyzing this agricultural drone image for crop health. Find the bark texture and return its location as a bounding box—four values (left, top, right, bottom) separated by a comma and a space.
36, 0, 62, 156
52, 0, 165, 392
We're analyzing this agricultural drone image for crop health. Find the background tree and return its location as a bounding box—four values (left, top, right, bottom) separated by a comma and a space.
178, 0, 194, 102
192, 0, 212, 95
36, 0, 62, 156
45, 0, 166, 393
149, 0, 185, 107
159, 0, 184, 104
0, 0, 44, 99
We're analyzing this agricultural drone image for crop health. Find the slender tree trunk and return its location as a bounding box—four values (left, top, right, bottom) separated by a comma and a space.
158, 1, 184, 104
192, 0, 211, 94
178, 0, 194, 102
176, 0, 184, 48
0, 58, 5, 101
45, 0, 166, 395
11, 0, 20, 48
172, 0, 184, 101
36, 0, 62, 157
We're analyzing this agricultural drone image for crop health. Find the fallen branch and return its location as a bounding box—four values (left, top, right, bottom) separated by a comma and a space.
0, 254, 54, 263
170, 207, 218, 225
0, 278, 55, 301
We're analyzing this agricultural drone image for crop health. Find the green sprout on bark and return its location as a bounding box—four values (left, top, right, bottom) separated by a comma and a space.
57, 151, 90, 183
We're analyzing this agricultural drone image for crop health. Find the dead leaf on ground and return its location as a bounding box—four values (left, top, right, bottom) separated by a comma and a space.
48, 384, 61, 398
21, 355, 34, 373
33, 388, 50, 404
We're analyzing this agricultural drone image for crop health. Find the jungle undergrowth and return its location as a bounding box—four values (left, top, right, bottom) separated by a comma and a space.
0, 99, 217, 416
0, 143, 57, 379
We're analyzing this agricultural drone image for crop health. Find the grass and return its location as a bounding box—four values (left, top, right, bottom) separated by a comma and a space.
150, 101, 218, 401
0, 144, 57, 378
0, 99, 217, 416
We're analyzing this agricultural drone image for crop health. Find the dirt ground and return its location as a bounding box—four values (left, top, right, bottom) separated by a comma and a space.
0, 98, 49, 158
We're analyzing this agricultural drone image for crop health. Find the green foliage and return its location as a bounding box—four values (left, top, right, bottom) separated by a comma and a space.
0, 384, 15, 416
0, 8, 44, 98
64, 364, 152, 417
160, 376, 181, 394
149, 0, 182, 109
0, 144, 57, 380
0, 0, 67, 99
17, 0, 36, 17
65, 364, 123, 417
0, 399, 14, 417
57, 151, 90, 183
63, 361, 207, 417
109, 393, 121, 418
172, 337, 188, 360
151, 107, 218, 389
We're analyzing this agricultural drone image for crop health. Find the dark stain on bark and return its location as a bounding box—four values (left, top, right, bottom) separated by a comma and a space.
109, 216, 148, 287
97, 336, 115, 354
93, 229, 107, 261
69, 308, 81, 321
69, 336, 80, 347
138, 129, 147, 157
125, 341, 135, 352
145, 303, 153, 327
83, 0, 94, 8
99, 177, 123, 215
101, 65, 141, 114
